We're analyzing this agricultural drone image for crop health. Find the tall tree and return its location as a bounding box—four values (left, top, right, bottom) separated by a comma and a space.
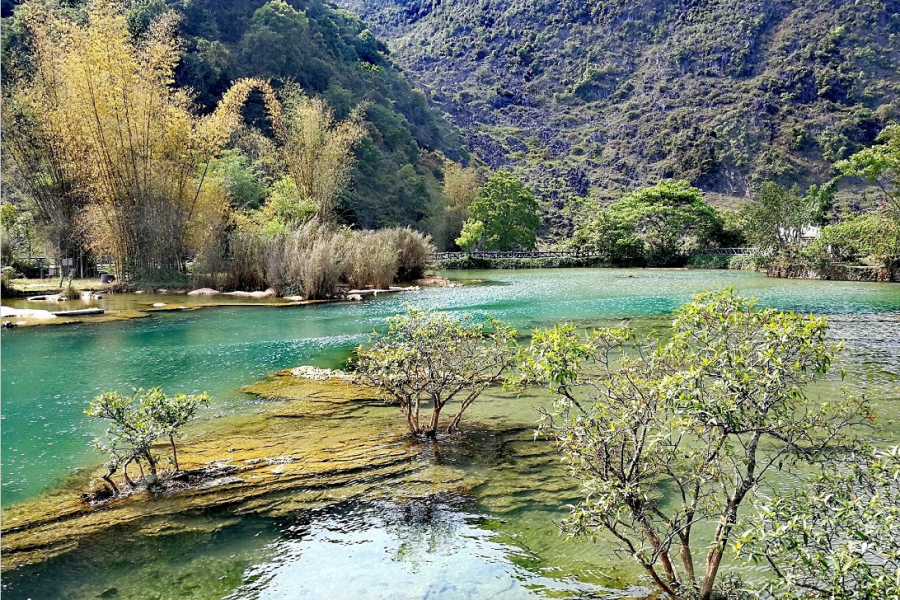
607, 180, 721, 266
740, 181, 829, 254
456, 171, 540, 251
263, 87, 365, 224
837, 123, 900, 215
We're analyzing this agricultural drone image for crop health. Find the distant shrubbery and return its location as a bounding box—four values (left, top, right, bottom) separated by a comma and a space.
433, 255, 607, 270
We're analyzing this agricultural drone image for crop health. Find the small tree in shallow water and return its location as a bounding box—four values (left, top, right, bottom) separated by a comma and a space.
516, 290, 873, 600
87, 388, 209, 492
354, 307, 519, 438
144, 389, 210, 471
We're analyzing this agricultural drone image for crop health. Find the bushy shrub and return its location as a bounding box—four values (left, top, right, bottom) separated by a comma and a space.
728, 253, 766, 271
433, 255, 609, 269
686, 254, 730, 269
1, 266, 14, 294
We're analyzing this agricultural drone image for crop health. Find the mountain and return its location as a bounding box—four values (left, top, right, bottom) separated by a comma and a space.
337, 0, 900, 221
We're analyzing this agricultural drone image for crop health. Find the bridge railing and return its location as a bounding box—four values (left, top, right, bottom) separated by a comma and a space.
431, 248, 761, 260
429, 250, 600, 261
690, 247, 758, 256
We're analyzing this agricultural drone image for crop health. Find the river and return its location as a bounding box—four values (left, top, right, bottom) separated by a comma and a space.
2, 269, 898, 599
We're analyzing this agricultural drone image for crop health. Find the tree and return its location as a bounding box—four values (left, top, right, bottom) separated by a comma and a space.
239, 0, 309, 80
837, 124, 900, 214
87, 387, 209, 492
210, 149, 271, 210
456, 171, 540, 251
143, 390, 210, 471
2, 94, 90, 274
355, 307, 519, 438
87, 389, 166, 490
428, 161, 480, 250
517, 290, 872, 600
567, 205, 645, 266
740, 181, 830, 253
606, 180, 722, 266
807, 211, 900, 268
740, 446, 900, 600
263, 88, 365, 224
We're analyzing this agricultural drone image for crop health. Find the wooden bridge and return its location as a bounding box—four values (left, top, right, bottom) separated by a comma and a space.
691, 247, 757, 256
429, 250, 599, 261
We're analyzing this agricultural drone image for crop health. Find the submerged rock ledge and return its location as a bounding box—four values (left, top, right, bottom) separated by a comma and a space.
0, 377, 433, 571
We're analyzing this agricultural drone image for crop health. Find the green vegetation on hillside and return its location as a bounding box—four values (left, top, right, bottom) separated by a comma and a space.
343, 0, 900, 233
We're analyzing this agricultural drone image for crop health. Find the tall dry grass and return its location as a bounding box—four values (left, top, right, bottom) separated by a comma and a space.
205, 222, 434, 299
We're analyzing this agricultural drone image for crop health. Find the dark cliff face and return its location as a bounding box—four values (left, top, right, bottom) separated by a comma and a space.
338, 0, 900, 207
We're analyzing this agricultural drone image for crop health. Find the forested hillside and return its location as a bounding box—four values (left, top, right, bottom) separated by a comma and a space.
340, 0, 900, 215
2, 0, 467, 229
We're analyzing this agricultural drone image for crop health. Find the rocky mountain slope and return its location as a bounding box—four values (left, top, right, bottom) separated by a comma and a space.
339, 0, 900, 216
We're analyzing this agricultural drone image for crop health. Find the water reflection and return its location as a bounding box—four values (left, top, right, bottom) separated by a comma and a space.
229, 498, 633, 600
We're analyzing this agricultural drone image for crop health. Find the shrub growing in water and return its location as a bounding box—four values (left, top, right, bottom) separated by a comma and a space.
355, 306, 519, 437
87, 388, 210, 494
517, 290, 872, 600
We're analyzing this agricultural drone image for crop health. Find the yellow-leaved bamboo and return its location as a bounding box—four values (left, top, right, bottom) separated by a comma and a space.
4, 0, 264, 282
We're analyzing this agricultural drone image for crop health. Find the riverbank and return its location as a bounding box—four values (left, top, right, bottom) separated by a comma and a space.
431, 255, 606, 270
686, 254, 900, 282
0, 278, 456, 328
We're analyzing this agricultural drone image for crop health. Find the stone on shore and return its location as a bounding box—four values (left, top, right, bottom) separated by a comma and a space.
187, 288, 221, 296
290, 365, 357, 382
1, 306, 57, 320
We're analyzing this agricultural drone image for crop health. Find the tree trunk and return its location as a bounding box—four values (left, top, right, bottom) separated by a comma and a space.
699, 498, 742, 600
102, 473, 120, 496
144, 452, 159, 487
123, 458, 135, 487
428, 402, 443, 434
169, 434, 179, 471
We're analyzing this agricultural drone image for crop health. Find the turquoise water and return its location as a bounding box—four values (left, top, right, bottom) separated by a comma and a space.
2, 269, 899, 599
2, 269, 898, 505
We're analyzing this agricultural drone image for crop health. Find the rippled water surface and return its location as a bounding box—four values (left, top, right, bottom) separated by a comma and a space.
2, 269, 898, 599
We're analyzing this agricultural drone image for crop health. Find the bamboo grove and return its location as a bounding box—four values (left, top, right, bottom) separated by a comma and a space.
1, 0, 367, 283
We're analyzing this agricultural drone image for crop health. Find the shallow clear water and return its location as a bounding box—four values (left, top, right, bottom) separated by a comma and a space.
2, 269, 898, 598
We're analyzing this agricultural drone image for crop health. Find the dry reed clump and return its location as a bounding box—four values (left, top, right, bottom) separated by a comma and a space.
345, 230, 398, 290
215, 222, 433, 299
286, 225, 348, 299
227, 230, 269, 291
381, 227, 434, 281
